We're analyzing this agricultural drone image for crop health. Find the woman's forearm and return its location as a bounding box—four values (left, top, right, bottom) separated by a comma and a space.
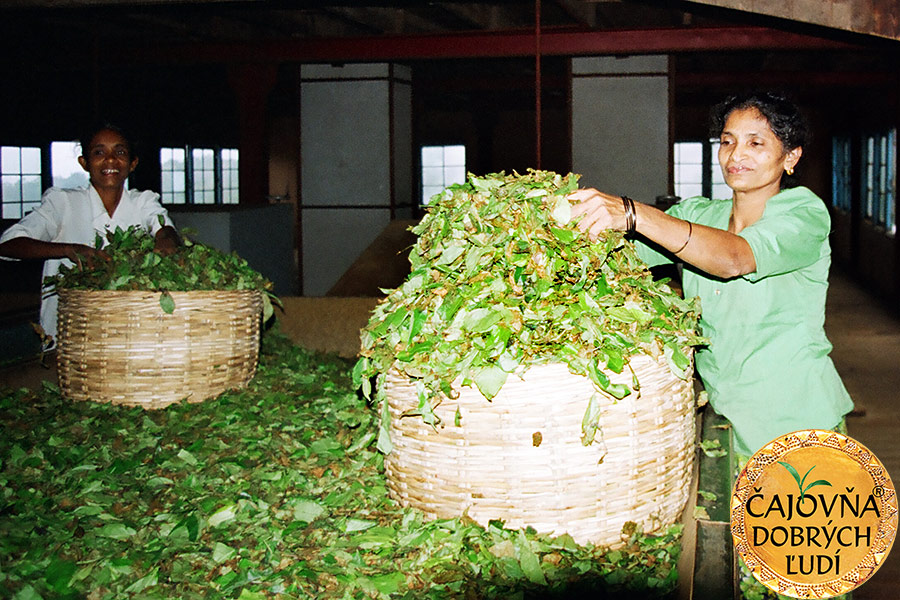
0, 237, 77, 260
632, 201, 756, 279
567, 188, 757, 280
0, 237, 109, 268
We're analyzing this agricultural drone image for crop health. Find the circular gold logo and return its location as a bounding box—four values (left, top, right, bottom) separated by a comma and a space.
731, 430, 897, 598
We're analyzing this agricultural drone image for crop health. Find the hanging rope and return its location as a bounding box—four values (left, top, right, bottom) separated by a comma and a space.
534, 0, 542, 169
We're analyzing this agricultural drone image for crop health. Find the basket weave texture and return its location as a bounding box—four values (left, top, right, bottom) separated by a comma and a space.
384, 354, 695, 547
57, 289, 262, 409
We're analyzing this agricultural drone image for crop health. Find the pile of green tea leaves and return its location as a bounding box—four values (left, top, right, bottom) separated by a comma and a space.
44, 225, 277, 318
355, 170, 703, 447
1, 332, 682, 599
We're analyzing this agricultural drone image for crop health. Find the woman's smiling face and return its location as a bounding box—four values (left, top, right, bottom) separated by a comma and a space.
717, 107, 801, 199
78, 128, 139, 192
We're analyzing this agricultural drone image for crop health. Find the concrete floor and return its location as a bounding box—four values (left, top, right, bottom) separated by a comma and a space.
825, 269, 900, 600
1, 266, 898, 598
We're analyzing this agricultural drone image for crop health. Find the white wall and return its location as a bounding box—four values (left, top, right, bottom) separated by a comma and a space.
571, 55, 671, 204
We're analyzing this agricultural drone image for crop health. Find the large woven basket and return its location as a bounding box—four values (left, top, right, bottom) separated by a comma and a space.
56, 289, 263, 409
383, 354, 695, 547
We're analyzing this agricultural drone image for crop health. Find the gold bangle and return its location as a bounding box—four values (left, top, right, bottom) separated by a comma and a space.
622, 195, 637, 235
673, 220, 692, 254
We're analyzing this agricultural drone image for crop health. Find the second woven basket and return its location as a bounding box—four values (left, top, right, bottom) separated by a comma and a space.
56, 289, 263, 409
383, 354, 695, 548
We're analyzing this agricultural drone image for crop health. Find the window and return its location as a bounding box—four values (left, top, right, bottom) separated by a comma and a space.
1, 146, 42, 219
421, 144, 466, 205
862, 130, 896, 235
672, 139, 729, 201
159, 146, 239, 205
831, 136, 852, 213
160, 147, 186, 204
221, 148, 239, 205
192, 148, 216, 204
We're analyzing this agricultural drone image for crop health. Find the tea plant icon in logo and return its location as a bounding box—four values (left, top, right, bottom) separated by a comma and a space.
777, 461, 832, 501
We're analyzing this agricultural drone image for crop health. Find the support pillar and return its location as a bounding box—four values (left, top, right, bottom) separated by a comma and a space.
228, 63, 277, 205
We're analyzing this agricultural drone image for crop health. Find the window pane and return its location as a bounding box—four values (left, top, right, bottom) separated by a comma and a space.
22, 175, 41, 201
675, 164, 702, 185
22, 148, 41, 173
422, 166, 444, 186
444, 165, 466, 184
675, 142, 703, 164
444, 145, 465, 166
3, 203, 21, 219
2, 174, 21, 201
421, 146, 443, 167
1, 146, 20, 172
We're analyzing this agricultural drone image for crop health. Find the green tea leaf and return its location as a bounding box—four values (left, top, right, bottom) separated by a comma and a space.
212, 542, 237, 563
159, 290, 175, 314
209, 504, 237, 527
97, 522, 136, 540
473, 365, 508, 400
45, 557, 77, 593
515, 530, 548, 585
292, 500, 326, 523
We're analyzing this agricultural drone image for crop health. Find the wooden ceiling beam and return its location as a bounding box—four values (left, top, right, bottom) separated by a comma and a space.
686, 0, 900, 42
117, 25, 860, 65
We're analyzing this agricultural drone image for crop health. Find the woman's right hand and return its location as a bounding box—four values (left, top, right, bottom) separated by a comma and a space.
64, 244, 110, 270
566, 188, 628, 240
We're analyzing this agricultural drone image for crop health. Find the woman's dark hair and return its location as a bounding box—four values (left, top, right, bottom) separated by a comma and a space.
709, 91, 810, 151
79, 121, 137, 158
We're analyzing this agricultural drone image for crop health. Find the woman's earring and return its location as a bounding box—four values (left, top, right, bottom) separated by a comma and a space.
786, 166, 794, 176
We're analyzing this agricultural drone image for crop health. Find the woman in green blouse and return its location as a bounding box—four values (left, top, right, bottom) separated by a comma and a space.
566, 91, 854, 459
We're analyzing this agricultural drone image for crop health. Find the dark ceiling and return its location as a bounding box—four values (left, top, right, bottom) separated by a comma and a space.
3, 1, 727, 45
2, 0, 898, 99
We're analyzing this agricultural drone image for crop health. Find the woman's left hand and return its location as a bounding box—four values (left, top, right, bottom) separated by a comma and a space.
566, 188, 628, 240
153, 226, 180, 256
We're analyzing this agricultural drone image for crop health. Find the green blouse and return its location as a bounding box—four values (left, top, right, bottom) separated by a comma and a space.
636, 187, 854, 455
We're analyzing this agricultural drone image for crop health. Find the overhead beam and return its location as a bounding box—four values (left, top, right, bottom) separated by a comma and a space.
686, 0, 900, 42
119, 25, 859, 64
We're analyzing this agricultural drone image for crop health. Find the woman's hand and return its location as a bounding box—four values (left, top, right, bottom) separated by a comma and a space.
153, 226, 180, 256
566, 188, 627, 240
64, 243, 110, 270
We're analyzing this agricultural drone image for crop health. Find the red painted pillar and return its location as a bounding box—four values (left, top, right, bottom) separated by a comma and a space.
228, 64, 277, 205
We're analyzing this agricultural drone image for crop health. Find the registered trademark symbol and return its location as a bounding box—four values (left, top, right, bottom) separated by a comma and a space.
873, 485, 885, 497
